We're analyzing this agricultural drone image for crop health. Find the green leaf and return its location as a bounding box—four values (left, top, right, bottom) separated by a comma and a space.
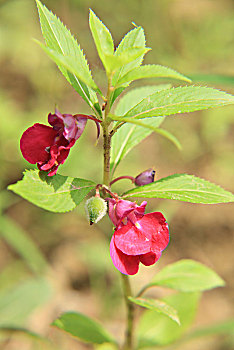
89, 9, 114, 72
137, 292, 200, 348
112, 26, 146, 86
95, 345, 118, 350
52, 312, 116, 344
36, 0, 100, 115
116, 64, 191, 86
104, 47, 150, 73
122, 86, 234, 119
110, 115, 182, 150
36, 40, 99, 91
114, 85, 171, 116
128, 297, 180, 325
148, 259, 225, 292
190, 73, 234, 87
0, 326, 47, 341
0, 278, 53, 327
110, 26, 146, 105
0, 215, 47, 274
123, 174, 234, 204
110, 85, 171, 174
186, 319, 234, 340
8, 170, 96, 213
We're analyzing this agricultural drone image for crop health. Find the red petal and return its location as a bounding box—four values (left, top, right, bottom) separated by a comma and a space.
140, 252, 159, 266
110, 237, 139, 275
114, 223, 151, 255
47, 165, 59, 176
141, 213, 169, 252
114, 212, 169, 256
20, 124, 57, 164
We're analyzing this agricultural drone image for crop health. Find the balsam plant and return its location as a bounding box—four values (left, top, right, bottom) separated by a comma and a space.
8, 1, 234, 349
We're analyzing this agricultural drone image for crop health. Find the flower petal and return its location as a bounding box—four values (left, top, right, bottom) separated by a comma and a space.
114, 223, 151, 255
114, 212, 169, 256
140, 213, 169, 252
107, 198, 118, 226
20, 123, 57, 164
140, 252, 159, 266
75, 117, 88, 140
110, 237, 139, 275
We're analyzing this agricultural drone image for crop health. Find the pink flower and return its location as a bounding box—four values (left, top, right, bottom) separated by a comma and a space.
20, 109, 101, 176
108, 199, 169, 275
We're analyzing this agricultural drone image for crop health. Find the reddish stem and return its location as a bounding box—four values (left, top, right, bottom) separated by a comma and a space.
110, 176, 135, 187
96, 184, 119, 200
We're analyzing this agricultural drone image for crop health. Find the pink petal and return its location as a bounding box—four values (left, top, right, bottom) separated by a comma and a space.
141, 213, 169, 252
110, 237, 139, 275
107, 198, 118, 226
114, 223, 151, 255
74, 114, 102, 139
114, 212, 169, 256
20, 124, 57, 164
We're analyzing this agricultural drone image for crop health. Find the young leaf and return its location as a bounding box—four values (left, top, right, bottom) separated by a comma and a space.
137, 292, 200, 348
104, 47, 149, 73
122, 174, 234, 204
52, 312, 116, 344
123, 86, 234, 119
110, 85, 171, 174
8, 170, 96, 213
128, 297, 180, 325
110, 115, 182, 150
89, 9, 114, 72
36, 0, 100, 115
0, 216, 47, 274
110, 26, 146, 105
112, 26, 146, 86
148, 260, 225, 292
116, 64, 191, 87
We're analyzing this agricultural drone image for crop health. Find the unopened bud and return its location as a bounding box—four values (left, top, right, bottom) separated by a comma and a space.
135, 168, 155, 186
85, 196, 107, 225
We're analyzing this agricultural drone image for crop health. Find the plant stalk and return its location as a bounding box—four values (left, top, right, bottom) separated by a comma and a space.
110, 176, 135, 187
103, 77, 112, 186
121, 274, 135, 350
102, 76, 135, 350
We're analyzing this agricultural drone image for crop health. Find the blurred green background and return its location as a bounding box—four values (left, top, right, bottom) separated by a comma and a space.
0, 0, 234, 349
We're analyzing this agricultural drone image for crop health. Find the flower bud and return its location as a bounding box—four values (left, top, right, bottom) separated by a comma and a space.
85, 197, 107, 225
135, 168, 155, 186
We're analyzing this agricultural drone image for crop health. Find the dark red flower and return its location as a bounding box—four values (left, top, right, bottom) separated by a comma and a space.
20, 110, 101, 176
108, 199, 169, 275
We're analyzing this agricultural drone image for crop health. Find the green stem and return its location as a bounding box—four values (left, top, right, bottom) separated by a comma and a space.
136, 284, 152, 298
102, 77, 112, 186
102, 76, 135, 350
121, 274, 135, 350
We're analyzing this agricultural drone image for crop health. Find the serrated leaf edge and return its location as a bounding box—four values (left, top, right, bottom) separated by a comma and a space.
35, 0, 100, 114
123, 85, 234, 119
122, 173, 234, 203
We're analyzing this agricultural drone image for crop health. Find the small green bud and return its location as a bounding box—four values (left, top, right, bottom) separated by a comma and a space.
85, 196, 107, 225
